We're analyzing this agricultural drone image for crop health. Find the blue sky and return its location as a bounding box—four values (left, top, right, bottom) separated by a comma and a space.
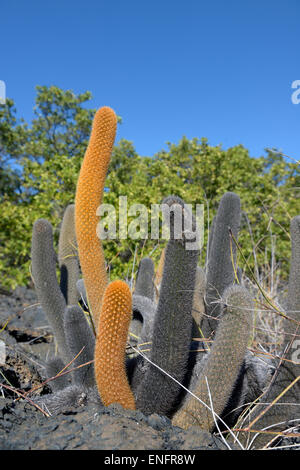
1, 0, 299, 159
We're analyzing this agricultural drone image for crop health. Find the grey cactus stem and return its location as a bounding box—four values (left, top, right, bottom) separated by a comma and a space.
76, 278, 88, 307
203, 192, 241, 339
31, 219, 70, 364
131, 294, 157, 348
135, 196, 200, 416
45, 357, 70, 392
134, 257, 155, 301
34, 384, 88, 416
172, 284, 254, 431
128, 295, 157, 392
58, 204, 81, 306
130, 257, 155, 345
63, 305, 95, 388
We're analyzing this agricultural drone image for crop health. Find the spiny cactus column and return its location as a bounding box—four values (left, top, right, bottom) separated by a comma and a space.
203, 192, 241, 339
75, 107, 117, 329
31, 219, 70, 365
58, 204, 81, 306
45, 357, 70, 392
64, 305, 95, 388
94, 280, 136, 409
76, 278, 88, 306
134, 257, 155, 301
154, 251, 206, 338
128, 294, 157, 391
135, 196, 200, 416
172, 284, 254, 431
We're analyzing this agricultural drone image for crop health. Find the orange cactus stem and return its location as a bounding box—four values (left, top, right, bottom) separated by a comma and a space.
75, 106, 117, 329
94, 280, 136, 410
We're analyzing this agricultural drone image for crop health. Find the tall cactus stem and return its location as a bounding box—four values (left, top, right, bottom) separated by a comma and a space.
75, 107, 117, 329
31, 219, 70, 364
135, 196, 200, 416
203, 192, 241, 338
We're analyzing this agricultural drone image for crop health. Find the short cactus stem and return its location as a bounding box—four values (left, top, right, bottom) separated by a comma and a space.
94, 280, 136, 410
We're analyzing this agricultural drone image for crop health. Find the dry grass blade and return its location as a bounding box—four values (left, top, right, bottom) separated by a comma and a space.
204, 376, 238, 450
17, 347, 88, 399
229, 228, 300, 326
244, 375, 300, 432
130, 343, 245, 450
233, 427, 300, 438
229, 232, 240, 284
0, 383, 50, 417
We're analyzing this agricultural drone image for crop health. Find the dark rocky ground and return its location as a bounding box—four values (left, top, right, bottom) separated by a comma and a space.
0, 287, 298, 451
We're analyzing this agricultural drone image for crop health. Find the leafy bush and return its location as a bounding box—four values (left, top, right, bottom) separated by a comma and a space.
0, 86, 299, 289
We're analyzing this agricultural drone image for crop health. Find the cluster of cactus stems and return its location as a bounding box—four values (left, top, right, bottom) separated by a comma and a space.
29, 106, 299, 449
